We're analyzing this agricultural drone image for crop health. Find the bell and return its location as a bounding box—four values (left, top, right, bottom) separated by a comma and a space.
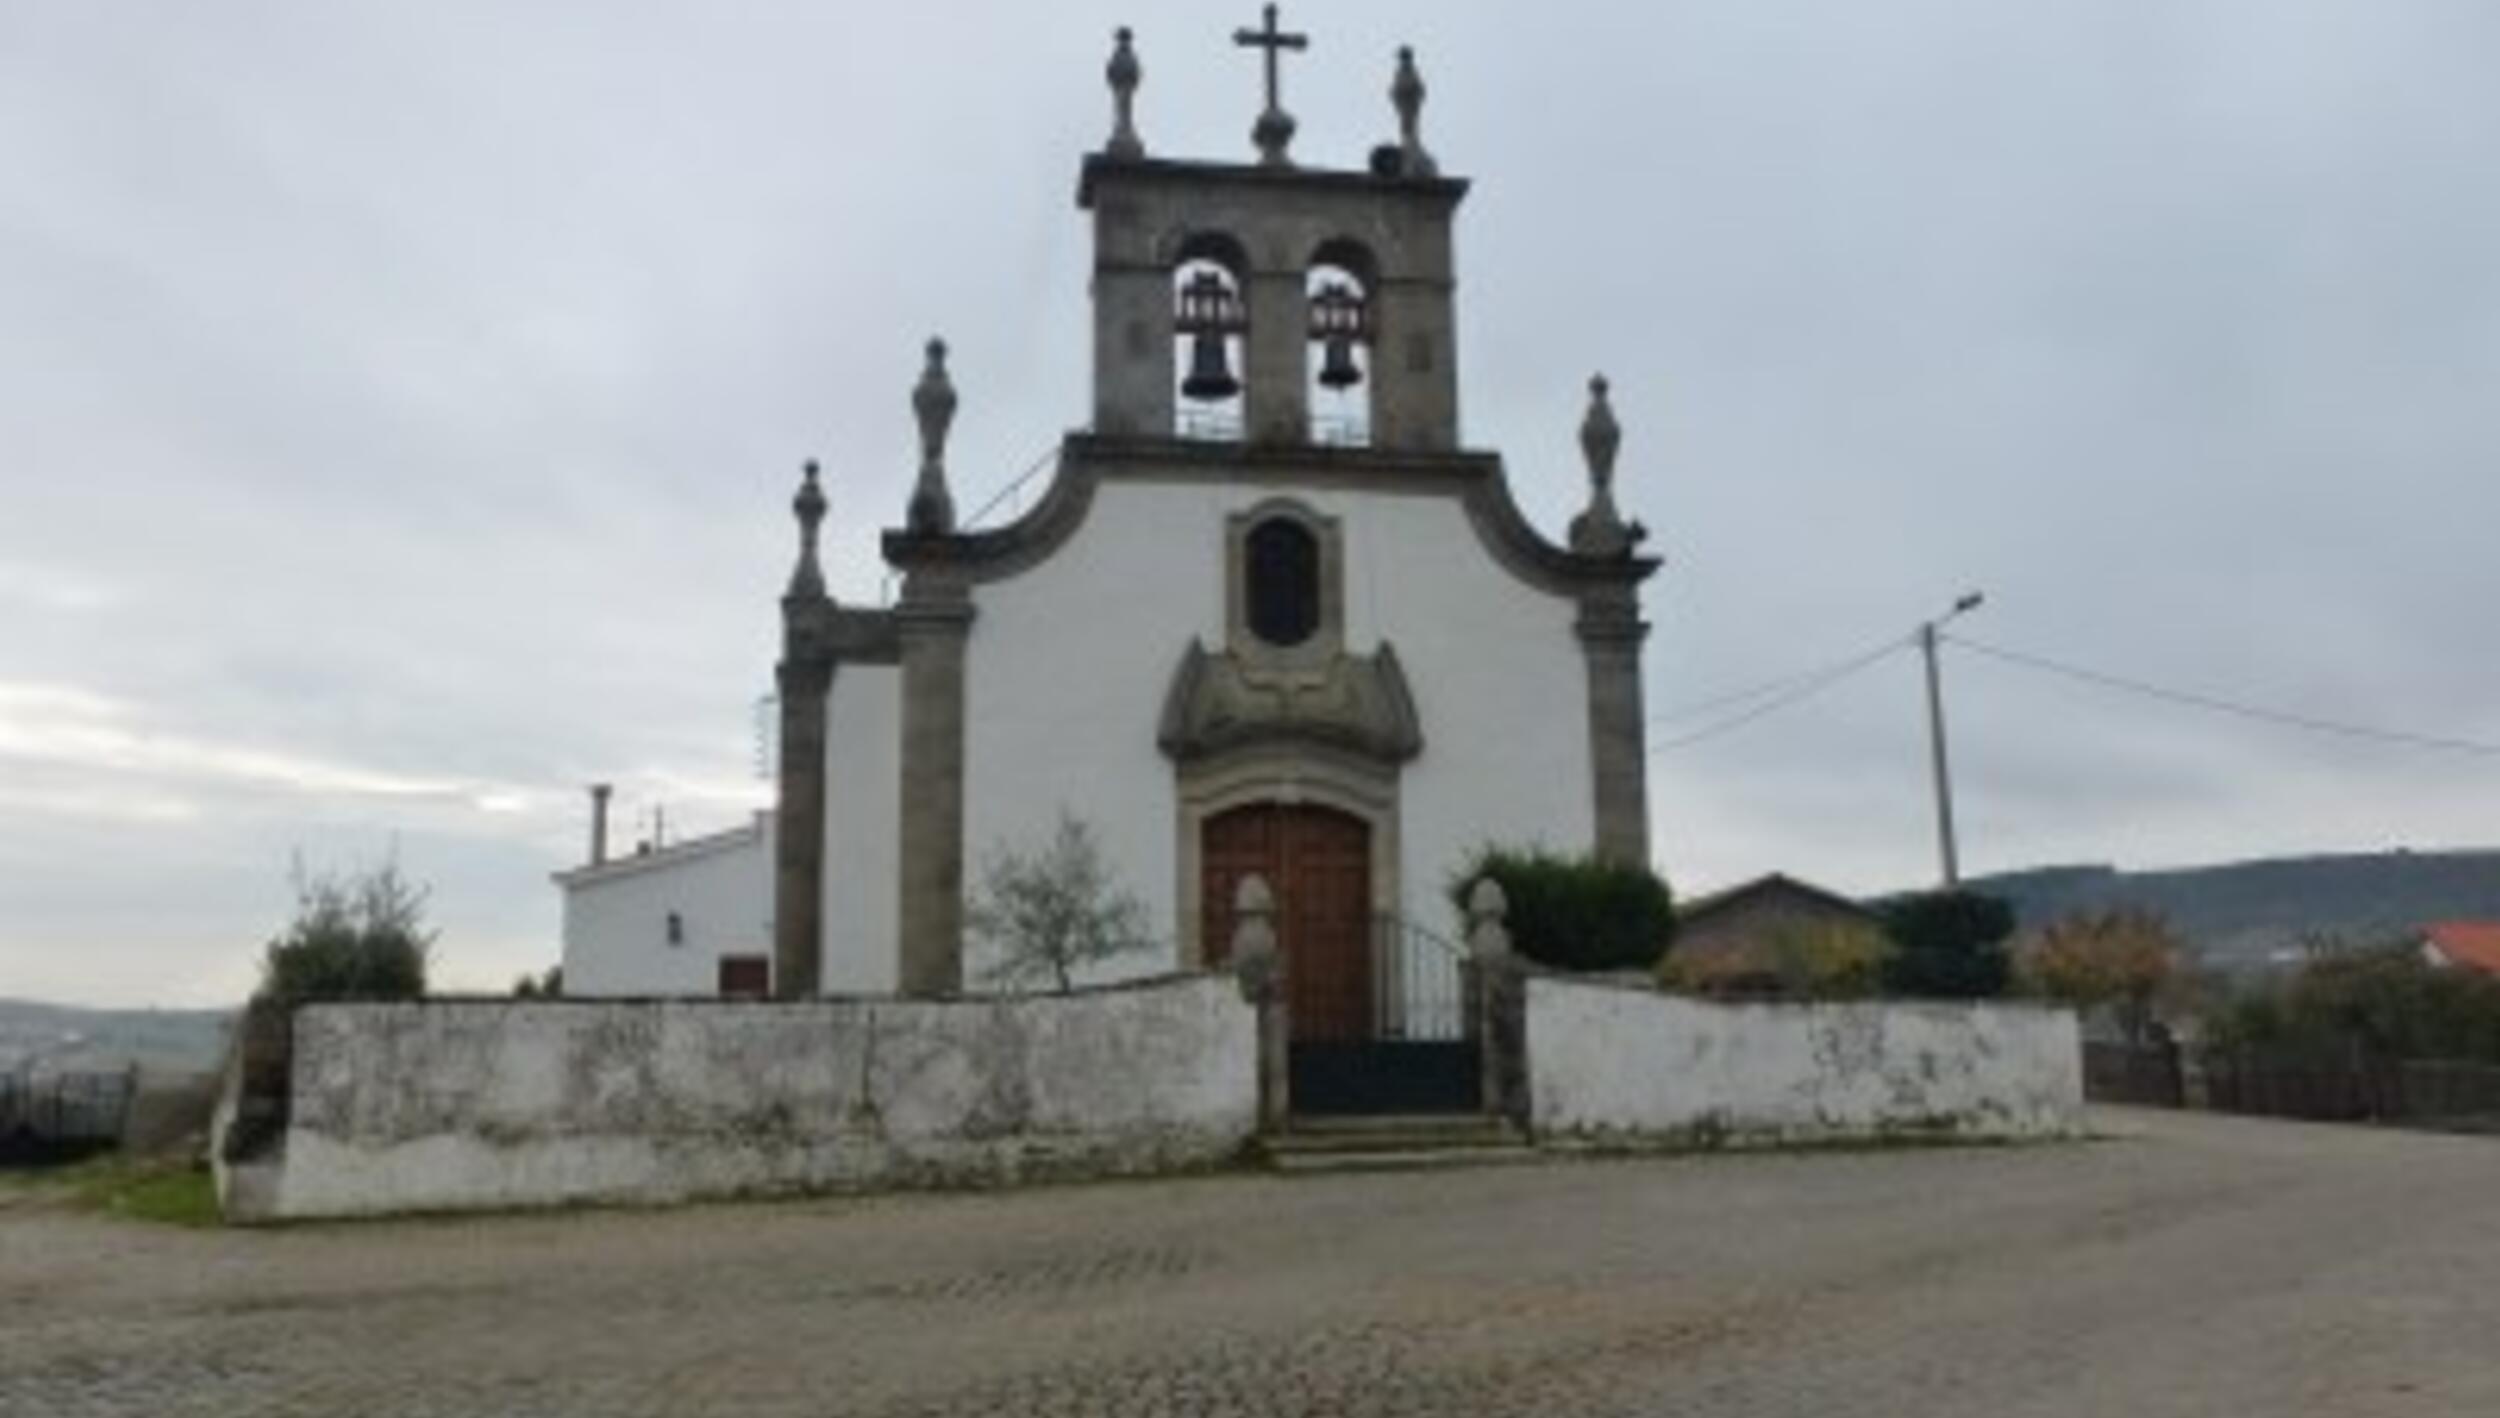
1317, 333, 1363, 390
1180, 329, 1241, 402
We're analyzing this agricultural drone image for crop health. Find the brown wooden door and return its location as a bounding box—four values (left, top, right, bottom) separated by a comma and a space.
1202, 804, 1372, 1042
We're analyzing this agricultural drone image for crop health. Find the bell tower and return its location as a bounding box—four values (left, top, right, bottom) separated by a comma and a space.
1079, 19, 1466, 453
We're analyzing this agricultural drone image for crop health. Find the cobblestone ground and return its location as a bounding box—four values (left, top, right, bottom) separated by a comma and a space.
4, 1109, 2495, 1417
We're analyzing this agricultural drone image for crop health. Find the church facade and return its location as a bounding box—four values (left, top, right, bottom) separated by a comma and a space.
561, 19, 1658, 1018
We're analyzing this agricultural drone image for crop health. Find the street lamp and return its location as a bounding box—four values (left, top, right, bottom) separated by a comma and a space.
1918, 591, 1985, 888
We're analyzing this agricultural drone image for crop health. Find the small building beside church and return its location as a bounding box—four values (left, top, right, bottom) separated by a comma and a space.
559, 20, 1661, 1034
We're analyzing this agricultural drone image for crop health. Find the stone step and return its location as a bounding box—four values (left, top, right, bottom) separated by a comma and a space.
1266, 1143, 1544, 1176
1261, 1114, 1529, 1164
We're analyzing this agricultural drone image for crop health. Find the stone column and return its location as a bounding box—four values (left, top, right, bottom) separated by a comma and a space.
772, 656, 832, 998
1242, 265, 1308, 447
895, 582, 974, 996
1578, 589, 1652, 868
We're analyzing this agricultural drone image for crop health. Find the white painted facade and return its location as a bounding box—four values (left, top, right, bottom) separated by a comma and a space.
954, 475, 1589, 987
822, 664, 902, 994
557, 814, 775, 997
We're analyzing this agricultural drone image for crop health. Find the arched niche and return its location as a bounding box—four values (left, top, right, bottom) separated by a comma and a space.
1170, 230, 1251, 441
1305, 237, 1379, 447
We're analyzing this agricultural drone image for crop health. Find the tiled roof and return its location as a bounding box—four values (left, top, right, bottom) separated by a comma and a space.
1677, 872, 1877, 928
2423, 921, 2500, 974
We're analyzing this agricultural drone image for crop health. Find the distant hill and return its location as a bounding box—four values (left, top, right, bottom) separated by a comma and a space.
0, 999, 235, 1078
1958, 849, 2500, 971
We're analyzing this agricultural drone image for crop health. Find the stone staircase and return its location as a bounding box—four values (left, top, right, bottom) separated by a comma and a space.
1259, 1114, 1537, 1174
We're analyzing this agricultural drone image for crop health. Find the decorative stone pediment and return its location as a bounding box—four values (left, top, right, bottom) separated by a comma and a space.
1157, 638, 1422, 765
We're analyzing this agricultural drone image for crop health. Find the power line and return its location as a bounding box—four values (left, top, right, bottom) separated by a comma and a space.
1650, 636, 1912, 754
1946, 633, 2500, 759
1649, 629, 1915, 726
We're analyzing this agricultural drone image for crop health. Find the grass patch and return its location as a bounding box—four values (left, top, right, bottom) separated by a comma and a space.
54, 1157, 223, 1228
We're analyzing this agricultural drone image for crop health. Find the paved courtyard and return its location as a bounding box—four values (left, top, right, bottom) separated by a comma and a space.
3, 1109, 2494, 1416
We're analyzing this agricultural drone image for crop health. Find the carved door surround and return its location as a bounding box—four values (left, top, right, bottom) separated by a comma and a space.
1174, 744, 1399, 969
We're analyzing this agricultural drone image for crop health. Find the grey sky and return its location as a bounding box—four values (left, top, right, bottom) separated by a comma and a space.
4, 2, 2495, 1006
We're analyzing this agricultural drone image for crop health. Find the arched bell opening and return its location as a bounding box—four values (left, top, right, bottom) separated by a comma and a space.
1305, 238, 1377, 447
1171, 232, 1249, 442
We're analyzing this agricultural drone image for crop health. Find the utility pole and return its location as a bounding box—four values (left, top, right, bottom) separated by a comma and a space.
1920, 592, 1985, 889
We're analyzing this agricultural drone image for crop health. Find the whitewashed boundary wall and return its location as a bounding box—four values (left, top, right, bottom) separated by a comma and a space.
215, 975, 1258, 1222
1524, 978, 2084, 1145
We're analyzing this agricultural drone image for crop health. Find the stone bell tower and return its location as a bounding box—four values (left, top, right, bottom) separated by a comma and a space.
1080, 17, 1465, 452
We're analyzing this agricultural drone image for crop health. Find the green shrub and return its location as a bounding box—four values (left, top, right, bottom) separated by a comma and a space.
1877, 890, 2014, 999
257, 859, 433, 1007
1448, 845, 1675, 973
2208, 940, 2500, 1065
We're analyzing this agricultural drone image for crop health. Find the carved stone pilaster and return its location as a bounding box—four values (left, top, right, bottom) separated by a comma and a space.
773, 654, 832, 998
1577, 588, 1652, 868
894, 580, 974, 996
775, 461, 836, 999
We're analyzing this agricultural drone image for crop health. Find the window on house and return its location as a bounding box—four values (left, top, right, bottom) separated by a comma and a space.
665, 911, 684, 947
1244, 517, 1321, 647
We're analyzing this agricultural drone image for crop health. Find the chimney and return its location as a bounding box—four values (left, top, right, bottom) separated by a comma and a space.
589, 783, 613, 866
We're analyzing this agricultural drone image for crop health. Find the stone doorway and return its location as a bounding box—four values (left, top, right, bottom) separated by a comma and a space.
1200, 802, 1481, 1116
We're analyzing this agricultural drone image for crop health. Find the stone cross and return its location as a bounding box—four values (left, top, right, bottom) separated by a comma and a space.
1234, 4, 1307, 167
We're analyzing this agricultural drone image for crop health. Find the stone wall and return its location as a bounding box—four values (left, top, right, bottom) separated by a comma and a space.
214, 975, 1258, 1222
1524, 977, 2084, 1145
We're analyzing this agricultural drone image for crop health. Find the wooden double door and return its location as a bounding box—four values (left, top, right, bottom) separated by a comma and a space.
1201, 803, 1372, 1042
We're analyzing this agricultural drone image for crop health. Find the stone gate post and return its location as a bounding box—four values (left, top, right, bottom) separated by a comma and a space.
1229, 873, 1290, 1132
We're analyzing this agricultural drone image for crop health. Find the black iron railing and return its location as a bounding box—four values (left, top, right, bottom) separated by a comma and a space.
1367, 913, 1475, 1043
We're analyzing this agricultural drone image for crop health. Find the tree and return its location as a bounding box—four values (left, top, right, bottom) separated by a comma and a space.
967, 812, 1156, 993
257, 858, 434, 1006
512, 966, 564, 998
1448, 846, 1675, 973
2209, 939, 2500, 1065
2019, 908, 2182, 1041
1877, 890, 2015, 999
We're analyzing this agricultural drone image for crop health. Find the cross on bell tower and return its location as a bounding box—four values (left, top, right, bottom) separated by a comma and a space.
1234, 3, 1308, 167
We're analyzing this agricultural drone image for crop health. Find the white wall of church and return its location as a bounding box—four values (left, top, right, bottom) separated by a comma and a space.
559, 816, 774, 996
962, 473, 1592, 977
822, 665, 902, 994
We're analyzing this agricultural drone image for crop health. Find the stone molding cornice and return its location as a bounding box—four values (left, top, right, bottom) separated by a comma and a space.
783, 602, 902, 668
1078, 154, 1469, 210
879, 432, 1662, 602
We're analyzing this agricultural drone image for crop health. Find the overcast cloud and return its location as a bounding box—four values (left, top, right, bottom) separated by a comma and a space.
4, 1, 2495, 1005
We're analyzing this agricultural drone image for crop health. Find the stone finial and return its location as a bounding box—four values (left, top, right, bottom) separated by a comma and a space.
906, 337, 957, 535
1230, 872, 1282, 1001
1105, 27, 1144, 160
1568, 373, 1638, 557
1390, 46, 1437, 177
786, 459, 828, 600
1465, 876, 1512, 962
